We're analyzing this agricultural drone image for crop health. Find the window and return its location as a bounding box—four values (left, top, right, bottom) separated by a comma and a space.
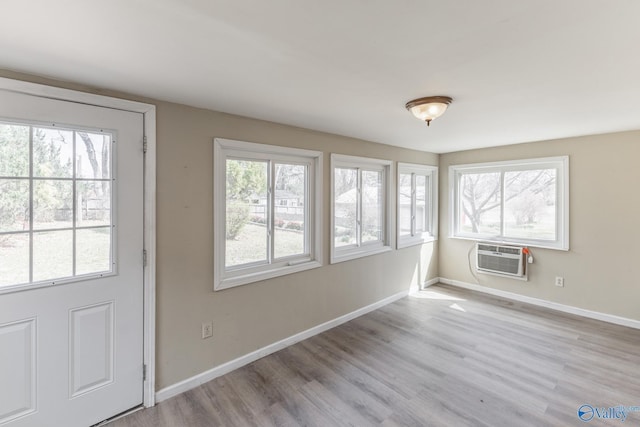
397, 163, 438, 248
450, 156, 569, 250
331, 154, 393, 263
213, 138, 323, 290
0, 121, 114, 289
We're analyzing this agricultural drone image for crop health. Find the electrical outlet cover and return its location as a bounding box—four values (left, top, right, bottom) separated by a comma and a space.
202, 322, 213, 339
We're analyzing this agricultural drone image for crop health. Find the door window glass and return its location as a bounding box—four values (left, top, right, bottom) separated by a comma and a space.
0, 122, 114, 288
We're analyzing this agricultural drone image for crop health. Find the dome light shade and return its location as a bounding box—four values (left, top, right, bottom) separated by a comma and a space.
405, 96, 453, 126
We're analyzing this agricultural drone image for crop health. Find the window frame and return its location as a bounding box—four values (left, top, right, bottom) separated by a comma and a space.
330, 153, 394, 264
397, 163, 438, 249
213, 138, 323, 290
449, 156, 569, 250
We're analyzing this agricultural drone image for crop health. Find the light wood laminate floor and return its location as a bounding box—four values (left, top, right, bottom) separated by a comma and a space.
111, 285, 640, 426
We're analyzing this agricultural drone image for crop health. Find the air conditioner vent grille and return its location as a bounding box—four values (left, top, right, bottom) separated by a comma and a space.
498, 247, 521, 255
478, 254, 520, 275
476, 243, 526, 278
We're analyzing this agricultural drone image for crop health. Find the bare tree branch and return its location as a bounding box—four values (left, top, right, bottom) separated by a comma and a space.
461, 169, 553, 232
77, 132, 99, 179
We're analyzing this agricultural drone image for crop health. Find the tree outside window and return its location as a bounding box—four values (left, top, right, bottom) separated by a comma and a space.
450, 157, 569, 250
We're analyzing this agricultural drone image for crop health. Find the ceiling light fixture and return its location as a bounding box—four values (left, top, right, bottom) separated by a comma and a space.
405, 96, 453, 126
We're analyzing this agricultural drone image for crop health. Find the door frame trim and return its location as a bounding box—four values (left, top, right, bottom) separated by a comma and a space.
0, 76, 158, 407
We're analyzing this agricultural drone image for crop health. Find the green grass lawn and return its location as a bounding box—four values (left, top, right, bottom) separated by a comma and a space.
226, 223, 305, 267
0, 227, 111, 286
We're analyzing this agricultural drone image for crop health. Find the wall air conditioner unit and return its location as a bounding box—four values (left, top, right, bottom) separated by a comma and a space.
476, 243, 526, 279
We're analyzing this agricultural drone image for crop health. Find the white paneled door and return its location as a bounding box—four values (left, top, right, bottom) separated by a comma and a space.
0, 90, 144, 426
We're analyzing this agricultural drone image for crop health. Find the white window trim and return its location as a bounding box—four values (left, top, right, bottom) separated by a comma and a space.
397, 163, 438, 249
330, 153, 394, 264
449, 156, 569, 251
213, 138, 323, 290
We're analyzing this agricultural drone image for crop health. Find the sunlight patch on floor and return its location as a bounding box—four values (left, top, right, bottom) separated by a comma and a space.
409, 289, 466, 301
449, 303, 466, 312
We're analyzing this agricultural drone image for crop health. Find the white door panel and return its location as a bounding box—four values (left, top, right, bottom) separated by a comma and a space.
0, 318, 36, 424
0, 90, 144, 426
69, 301, 115, 398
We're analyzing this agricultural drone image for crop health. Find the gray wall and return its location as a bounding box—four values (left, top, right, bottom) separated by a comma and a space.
439, 131, 640, 321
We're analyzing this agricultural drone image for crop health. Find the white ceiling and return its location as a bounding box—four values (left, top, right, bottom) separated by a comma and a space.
2, 0, 640, 153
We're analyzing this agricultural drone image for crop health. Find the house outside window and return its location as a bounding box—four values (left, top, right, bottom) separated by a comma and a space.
331, 154, 393, 263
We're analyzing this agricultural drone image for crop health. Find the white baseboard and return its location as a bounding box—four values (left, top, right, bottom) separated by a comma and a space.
421, 277, 440, 289
155, 289, 410, 402
439, 277, 640, 330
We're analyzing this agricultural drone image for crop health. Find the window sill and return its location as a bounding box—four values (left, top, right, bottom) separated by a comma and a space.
397, 235, 437, 249
330, 245, 392, 264
450, 235, 569, 251
215, 260, 322, 291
